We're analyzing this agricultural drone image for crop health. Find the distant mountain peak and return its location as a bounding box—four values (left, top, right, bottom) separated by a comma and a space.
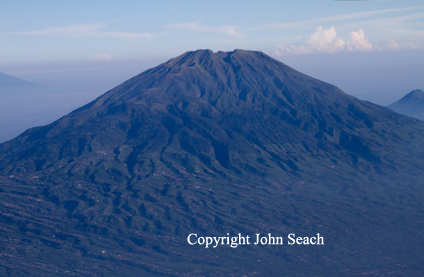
409, 89, 424, 100
0, 72, 34, 86
388, 89, 424, 120
395, 89, 424, 102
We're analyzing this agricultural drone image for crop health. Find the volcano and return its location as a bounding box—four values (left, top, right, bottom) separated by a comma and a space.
1, 50, 424, 276
0, 72, 34, 87
388, 89, 424, 120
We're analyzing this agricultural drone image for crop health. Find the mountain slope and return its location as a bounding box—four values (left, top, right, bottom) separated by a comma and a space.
1, 50, 424, 276
1, 50, 422, 178
0, 72, 34, 87
388, 89, 424, 120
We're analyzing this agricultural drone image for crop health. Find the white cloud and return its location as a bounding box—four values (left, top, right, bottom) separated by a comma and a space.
308, 26, 345, 52
346, 29, 373, 51
168, 22, 242, 37
275, 26, 375, 55
264, 6, 424, 55
91, 54, 112, 61
387, 39, 401, 50
409, 42, 419, 49
275, 26, 345, 55
14, 23, 152, 40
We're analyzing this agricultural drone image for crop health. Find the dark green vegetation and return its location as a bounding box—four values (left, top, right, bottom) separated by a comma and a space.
388, 89, 424, 121
1, 50, 424, 276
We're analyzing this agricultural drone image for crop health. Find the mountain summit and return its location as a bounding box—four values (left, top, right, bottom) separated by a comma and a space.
388, 89, 424, 120
1, 50, 424, 276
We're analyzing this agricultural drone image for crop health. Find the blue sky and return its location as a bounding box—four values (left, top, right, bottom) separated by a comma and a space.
1, 0, 424, 142
1, 0, 424, 63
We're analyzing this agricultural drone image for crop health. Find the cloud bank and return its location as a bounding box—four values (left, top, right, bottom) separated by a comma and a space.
346, 29, 373, 51
275, 26, 373, 55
